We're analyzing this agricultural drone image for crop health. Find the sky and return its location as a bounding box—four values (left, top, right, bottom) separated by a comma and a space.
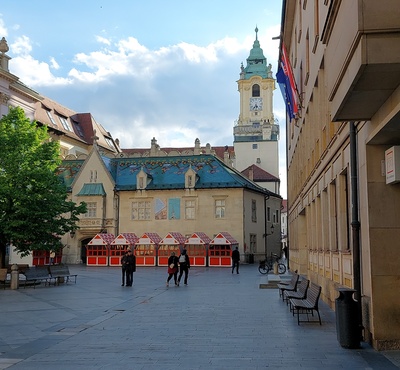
0, 0, 286, 197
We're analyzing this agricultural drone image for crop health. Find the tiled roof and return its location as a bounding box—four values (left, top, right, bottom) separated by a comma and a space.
137, 233, 162, 245
35, 97, 120, 154
87, 233, 115, 245
111, 233, 139, 246
241, 164, 279, 182
57, 159, 85, 189
160, 232, 186, 245
105, 154, 266, 193
210, 232, 238, 245
77, 183, 106, 196
185, 232, 212, 245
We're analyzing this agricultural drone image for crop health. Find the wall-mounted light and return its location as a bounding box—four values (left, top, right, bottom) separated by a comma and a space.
70, 230, 76, 238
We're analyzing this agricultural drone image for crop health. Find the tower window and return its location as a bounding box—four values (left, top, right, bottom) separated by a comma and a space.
253, 144, 258, 149
252, 84, 260, 97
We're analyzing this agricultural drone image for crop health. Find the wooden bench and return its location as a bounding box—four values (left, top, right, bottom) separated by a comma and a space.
289, 282, 322, 325
0, 268, 9, 289
23, 267, 54, 288
277, 273, 299, 300
284, 278, 309, 306
49, 265, 77, 284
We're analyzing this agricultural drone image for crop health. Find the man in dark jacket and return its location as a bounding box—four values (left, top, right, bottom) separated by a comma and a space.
177, 249, 190, 286
231, 246, 240, 274
125, 249, 136, 287
121, 251, 128, 286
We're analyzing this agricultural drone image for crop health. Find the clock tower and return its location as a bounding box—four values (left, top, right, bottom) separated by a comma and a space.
234, 27, 279, 180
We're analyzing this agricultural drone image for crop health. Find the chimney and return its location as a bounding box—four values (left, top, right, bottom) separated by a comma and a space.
248, 167, 254, 181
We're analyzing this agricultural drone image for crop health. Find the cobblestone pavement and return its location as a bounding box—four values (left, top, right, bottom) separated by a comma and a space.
0, 265, 399, 369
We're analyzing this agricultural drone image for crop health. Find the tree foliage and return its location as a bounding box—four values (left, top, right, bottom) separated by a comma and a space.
0, 107, 86, 266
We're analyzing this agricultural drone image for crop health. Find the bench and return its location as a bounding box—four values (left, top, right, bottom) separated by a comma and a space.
284, 278, 309, 306
0, 268, 9, 289
49, 265, 77, 285
277, 273, 299, 300
289, 282, 322, 325
23, 267, 54, 288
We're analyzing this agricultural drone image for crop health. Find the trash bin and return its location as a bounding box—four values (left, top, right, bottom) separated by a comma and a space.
335, 288, 360, 349
248, 253, 254, 264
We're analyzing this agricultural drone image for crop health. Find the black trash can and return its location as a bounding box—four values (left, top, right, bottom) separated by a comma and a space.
335, 288, 360, 349
248, 253, 254, 264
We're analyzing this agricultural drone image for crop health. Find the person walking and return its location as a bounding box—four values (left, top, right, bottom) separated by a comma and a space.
231, 246, 240, 274
121, 250, 128, 286
166, 251, 179, 287
125, 248, 136, 287
177, 248, 190, 286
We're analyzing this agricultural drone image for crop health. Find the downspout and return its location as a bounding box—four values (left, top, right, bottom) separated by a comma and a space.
114, 188, 120, 236
264, 193, 270, 258
349, 121, 363, 341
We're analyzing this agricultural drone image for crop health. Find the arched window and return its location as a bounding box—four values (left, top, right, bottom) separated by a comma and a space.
252, 84, 260, 97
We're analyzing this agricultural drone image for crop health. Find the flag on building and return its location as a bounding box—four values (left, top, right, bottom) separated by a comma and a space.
276, 43, 299, 120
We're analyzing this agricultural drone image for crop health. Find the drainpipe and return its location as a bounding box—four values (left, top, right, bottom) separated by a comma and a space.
264, 193, 270, 258
114, 189, 120, 236
349, 121, 363, 341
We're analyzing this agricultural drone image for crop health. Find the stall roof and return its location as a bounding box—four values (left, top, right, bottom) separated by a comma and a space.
210, 232, 238, 245
159, 232, 186, 245
87, 233, 115, 245
137, 232, 162, 245
185, 232, 211, 245
111, 233, 139, 246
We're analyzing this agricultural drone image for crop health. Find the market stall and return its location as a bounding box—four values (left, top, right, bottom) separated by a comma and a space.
110, 233, 139, 266
32, 249, 62, 266
135, 233, 160, 266
86, 233, 115, 266
184, 232, 210, 266
208, 232, 238, 267
158, 232, 186, 266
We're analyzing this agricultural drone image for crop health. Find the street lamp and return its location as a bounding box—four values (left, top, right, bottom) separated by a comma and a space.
264, 224, 275, 257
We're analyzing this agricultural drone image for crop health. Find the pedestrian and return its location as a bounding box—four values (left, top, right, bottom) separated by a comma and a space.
121, 250, 128, 286
231, 246, 240, 274
177, 248, 190, 286
49, 250, 56, 265
283, 245, 288, 260
124, 248, 136, 287
166, 251, 179, 287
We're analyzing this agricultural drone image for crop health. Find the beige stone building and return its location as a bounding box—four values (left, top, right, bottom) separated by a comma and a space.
281, 0, 400, 349
60, 142, 282, 265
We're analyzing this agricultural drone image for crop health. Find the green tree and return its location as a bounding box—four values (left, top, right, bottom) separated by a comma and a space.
0, 107, 86, 267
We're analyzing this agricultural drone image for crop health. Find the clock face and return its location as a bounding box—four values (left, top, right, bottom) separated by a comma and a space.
250, 97, 263, 111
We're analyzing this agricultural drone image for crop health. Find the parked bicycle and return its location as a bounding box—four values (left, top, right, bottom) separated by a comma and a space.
258, 253, 286, 274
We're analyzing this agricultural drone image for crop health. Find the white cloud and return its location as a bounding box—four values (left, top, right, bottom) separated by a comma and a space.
11, 54, 71, 87
95, 35, 111, 46
0, 18, 7, 37
50, 57, 60, 70
10, 35, 32, 55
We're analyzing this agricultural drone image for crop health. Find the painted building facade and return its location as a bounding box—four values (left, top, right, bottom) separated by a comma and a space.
59, 144, 282, 265
282, 0, 400, 350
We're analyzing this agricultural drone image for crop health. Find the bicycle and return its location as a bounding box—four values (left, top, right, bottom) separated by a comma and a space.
258, 253, 286, 275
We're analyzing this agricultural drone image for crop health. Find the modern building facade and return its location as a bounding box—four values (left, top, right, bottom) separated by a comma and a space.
281, 0, 400, 350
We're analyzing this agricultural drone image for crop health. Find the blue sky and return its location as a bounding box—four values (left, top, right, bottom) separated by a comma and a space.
0, 0, 286, 197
